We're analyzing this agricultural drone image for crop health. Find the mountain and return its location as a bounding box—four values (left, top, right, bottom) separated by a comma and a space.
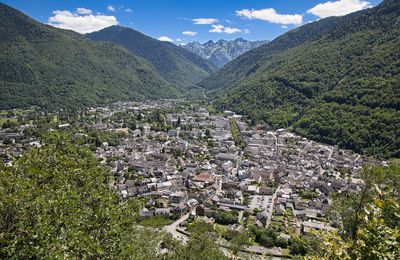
87, 26, 217, 89
183, 38, 268, 68
0, 3, 180, 111
202, 0, 400, 159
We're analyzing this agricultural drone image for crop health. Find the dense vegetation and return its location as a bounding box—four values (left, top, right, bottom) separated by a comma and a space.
0, 133, 160, 258
87, 26, 217, 90
0, 132, 227, 259
229, 118, 245, 149
0, 3, 180, 111
306, 161, 400, 259
202, 0, 400, 159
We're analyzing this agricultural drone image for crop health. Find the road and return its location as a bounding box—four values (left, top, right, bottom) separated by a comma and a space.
163, 212, 190, 243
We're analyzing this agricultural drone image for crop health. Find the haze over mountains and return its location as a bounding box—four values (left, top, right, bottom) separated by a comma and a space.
182, 38, 268, 68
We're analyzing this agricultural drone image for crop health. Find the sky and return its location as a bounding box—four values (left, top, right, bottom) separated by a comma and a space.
2, 0, 382, 44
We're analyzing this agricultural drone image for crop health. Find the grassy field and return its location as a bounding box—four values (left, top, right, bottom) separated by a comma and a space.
0, 117, 17, 128
139, 216, 173, 228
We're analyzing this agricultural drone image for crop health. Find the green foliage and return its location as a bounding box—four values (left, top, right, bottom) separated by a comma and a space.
139, 216, 173, 228
330, 162, 400, 240
306, 162, 400, 259
204, 0, 400, 159
1, 119, 18, 129
171, 234, 227, 260
275, 237, 288, 248
229, 118, 245, 149
307, 189, 400, 259
249, 225, 284, 248
290, 237, 308, 256
187, 220, 214, 235
0, 3, 180, 111
0, 132, 162, 258
87, 26, 217, 90
174, 220, 227, 260
222, 230, 251, 256
206, 210, 238, 225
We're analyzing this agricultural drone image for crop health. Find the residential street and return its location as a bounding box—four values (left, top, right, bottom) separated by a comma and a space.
163, 212, 190, 243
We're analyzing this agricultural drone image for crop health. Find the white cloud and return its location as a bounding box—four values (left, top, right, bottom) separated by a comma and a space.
192, 18, 218, 25
158, 36, 173, 42
76, 8, 92, 15
125, 8, 133, 13
209, 24, 242, 34
307, 0, 371, 18
182, 31, 198, 36
107, 5, 115, 12
236, 8, 303, 25
281, 25, 288, 29
48, 10, 118, 34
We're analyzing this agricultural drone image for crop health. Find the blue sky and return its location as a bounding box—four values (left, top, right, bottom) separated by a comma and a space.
2, 0, 382, 44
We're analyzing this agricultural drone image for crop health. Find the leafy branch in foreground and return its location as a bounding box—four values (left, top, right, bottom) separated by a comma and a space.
306, 162, 400, 259
0, 132, 161, 258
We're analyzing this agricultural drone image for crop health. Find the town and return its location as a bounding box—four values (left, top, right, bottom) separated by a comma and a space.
0, 99, 385, 257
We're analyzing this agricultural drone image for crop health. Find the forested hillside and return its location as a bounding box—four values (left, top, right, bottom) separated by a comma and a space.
203, 0, 400, 159
0, 3, 180, 111
87, 26, 217, 89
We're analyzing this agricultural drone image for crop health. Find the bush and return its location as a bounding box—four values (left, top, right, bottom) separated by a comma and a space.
275, 237, 288, 248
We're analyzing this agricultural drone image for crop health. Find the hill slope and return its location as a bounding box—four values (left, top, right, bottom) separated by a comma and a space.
183, 38, 268, 68
87, 26, 217, 89
204, 0, 400, 158
0, 3, 180, 110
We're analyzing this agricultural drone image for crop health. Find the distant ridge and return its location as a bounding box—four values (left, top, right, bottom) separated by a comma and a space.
0, 3, 181, 110
87, 26, 217, 89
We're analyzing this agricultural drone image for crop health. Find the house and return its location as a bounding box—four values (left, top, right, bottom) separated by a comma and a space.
170, 191, 187, 204
224, 110, 235, 117
193, 173, 215, 184
216, 153, 240, 164
256, 210, 269, 226
172, 202, 189, 215
58, 124, 70, 129
302, 220, 335, 234
275, 204, 286, 216
155, 208, 171, 217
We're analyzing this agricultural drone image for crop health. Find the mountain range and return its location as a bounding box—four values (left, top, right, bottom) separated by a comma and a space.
87, 26, 217, 89
0, 0, 399, 158
182, 38, 268, 68
201, 0, 400, 158
0, 3, 181, 110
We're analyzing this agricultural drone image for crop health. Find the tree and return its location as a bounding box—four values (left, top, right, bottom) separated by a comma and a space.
306, 162, 400, 259
0, 132, 162, 258
307, 187, 400, 259
174, 221, 227, 260
223, 230, 250, 257
259, 233, 275, 248
290, 237, 308, 256
330, 162, 400, 240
